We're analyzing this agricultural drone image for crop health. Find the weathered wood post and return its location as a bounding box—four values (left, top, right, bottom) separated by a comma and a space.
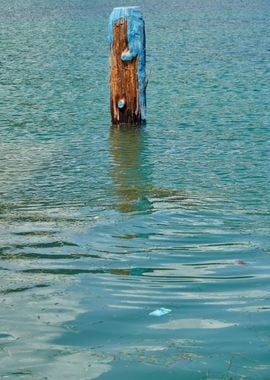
109, 6, 146, 126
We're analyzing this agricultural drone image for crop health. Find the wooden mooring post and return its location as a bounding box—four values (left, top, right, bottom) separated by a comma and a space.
109, 6, 146, 126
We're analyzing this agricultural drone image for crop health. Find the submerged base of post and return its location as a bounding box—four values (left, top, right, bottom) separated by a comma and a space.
109, 6, 146, 126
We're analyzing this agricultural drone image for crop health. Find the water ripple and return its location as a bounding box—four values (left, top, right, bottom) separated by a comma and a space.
1, 0, 270, 377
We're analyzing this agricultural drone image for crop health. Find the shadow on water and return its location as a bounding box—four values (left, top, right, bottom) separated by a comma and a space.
110, 126, 153, 214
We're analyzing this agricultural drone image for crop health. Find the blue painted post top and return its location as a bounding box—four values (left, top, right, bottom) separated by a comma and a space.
108, 6, 143, 45
109, 6, 146, 123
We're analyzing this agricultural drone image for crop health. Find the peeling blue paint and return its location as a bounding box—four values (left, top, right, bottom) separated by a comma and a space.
118, 99, 125, 109
109, 6, 146, 121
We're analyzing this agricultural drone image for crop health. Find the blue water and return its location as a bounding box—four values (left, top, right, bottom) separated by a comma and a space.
1, 0, 270, 378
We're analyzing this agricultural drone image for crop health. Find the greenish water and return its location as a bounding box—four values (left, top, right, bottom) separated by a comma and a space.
1, 0, 270, 378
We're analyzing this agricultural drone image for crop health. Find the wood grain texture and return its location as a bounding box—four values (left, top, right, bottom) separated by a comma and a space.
110, 19, 140, 125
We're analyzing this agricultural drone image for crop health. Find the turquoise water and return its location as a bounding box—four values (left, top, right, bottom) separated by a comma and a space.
1, 0, 270, 378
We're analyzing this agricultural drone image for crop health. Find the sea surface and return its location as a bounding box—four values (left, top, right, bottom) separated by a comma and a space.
1, 0, 270, 378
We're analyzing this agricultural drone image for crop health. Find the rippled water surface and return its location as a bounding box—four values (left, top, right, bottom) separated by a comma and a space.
1, 0, 270, 378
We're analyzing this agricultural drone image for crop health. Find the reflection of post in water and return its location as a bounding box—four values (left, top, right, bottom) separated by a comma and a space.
110, 127, 152, 213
